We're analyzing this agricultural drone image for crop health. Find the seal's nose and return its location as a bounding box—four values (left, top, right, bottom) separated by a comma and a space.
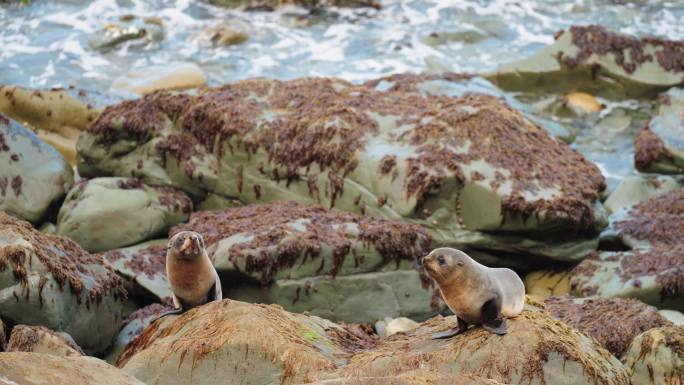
420, 255, 431, 266
181, 236, 193, 252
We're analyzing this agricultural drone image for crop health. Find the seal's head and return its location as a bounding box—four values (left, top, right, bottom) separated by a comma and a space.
168, 231, 205, 260
421, 247, 471, 284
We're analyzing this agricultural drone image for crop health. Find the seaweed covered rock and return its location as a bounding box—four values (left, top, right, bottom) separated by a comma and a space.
621, 326, 684, 385
0, 212, 126, 354
78, 77, 606, 263
0, 115, 73, 223
117, 299, 378, 385
635, 88, 684, 174
326, 301, 629, 385
105, 303, 172, 365
544, 296, 672, 357
6, 325, 84, 357
524, 269, 571, 299
0, 352, 145, 385
488, 25, 684, 99
300, 371, 504, 385
172, 201, 436, 321
0, 86, 115, 165
603, 175, 681, 213
102, 239, 172, 303
56, 177, 192, 252
570, 190, 684, 310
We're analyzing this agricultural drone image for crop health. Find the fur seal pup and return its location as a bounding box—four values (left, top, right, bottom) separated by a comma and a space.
421, 247, 525, 338
163, 231, 222, 316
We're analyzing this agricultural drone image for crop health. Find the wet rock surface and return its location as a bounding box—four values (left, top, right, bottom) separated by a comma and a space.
489, 25, 684, 99
0, 115, 74, 223
77, 77, 606, 263
544, 295, 672, 357
6, 325, 85, 357
621, 326, 684, 385
56, 177, 192, 252
111, 62, 208, 96
0, 352, 145, 385
105, 303, 173, 365
0, 212, 126, 354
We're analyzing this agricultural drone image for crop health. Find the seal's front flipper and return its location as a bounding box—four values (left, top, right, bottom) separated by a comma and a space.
481, 298, 507, 335
432, 317, 468, 339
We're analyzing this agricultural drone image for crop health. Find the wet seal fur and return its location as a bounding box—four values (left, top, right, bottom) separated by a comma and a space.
158, 231, 222, 318
422, 248, 525, 338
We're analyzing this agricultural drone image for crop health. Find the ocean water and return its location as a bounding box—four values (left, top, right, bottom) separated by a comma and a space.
2, 0, 684, 91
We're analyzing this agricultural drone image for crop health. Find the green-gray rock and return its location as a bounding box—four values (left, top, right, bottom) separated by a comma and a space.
77, 77, 607, 263
101, 239, 171, 303
56, 177, 192, 252
603, 175, 681, 214
104, 303, 172, 365
6, 325, 84, 357
90, 15, 164, 51
0, 114, 73, 223
0, 212, 126, 354
487, 25, 684, 99
621, 326, 684, 385
227, 269, 437, 323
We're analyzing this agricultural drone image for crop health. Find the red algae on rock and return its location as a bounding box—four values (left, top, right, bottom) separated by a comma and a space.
171, 201, 432, 286
0, 212, 126, 305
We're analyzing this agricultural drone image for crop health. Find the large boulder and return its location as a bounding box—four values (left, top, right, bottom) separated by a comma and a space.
635, 88, 684, 174
544, 296, 672, 357
117, 299, 628, 385
325, 300, 629, 385
0, 352, 145, 385
56, 177, 192, 252
118, 299, 377, 385
621, 326, 684, 385
6, 325, 84, 357
0, 212, 126, 354
172, 201, 436, 322
77, 77, 607, 263
570, 190, 684, 310
0, 115, 73, 223
487, 25, 684, 99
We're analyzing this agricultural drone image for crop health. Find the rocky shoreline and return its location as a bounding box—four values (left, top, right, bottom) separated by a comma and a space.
1, 22, 684, 385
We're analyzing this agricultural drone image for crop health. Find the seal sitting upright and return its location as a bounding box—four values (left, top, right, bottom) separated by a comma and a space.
422, 247, 525, 338
166, 231, 222, 314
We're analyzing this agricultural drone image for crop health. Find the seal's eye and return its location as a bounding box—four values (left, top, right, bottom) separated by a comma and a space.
437, 256, 446, 266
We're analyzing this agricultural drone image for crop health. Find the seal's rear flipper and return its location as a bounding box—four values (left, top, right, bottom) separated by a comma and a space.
432, 317, 468, 339
482, 298, 507, 335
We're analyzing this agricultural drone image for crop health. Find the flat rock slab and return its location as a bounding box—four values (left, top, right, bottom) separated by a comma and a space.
0, 352, 145, 385
0, 212, 126, 354
77, 77, 606, 262
0, 114, 73, 223
56, 177, 192, 252
171, 201, 432, 284
488, 25, 684, 99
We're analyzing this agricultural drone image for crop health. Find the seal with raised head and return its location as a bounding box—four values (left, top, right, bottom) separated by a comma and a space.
422, 247, 525, 338
165, 231, 222, 314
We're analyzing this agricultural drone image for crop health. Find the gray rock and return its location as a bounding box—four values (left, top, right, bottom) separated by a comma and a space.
0, 114, 73, 223
0, 212, 126, 354
56, 177, 192, 252
6, 325, 84, 357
